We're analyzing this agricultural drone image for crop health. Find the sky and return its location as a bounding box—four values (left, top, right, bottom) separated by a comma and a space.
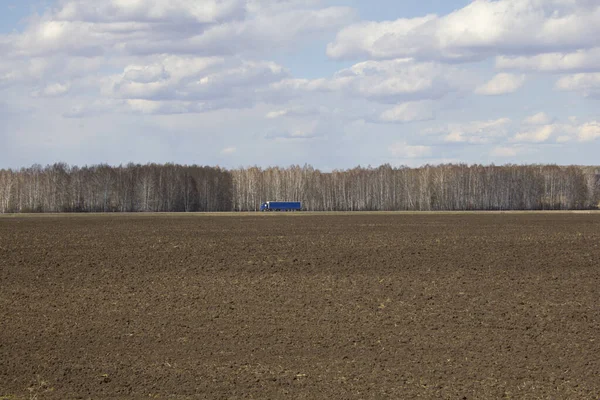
1, 0, 599, 170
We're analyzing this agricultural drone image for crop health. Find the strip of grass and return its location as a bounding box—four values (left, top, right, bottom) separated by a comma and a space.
1, 210, 600, 218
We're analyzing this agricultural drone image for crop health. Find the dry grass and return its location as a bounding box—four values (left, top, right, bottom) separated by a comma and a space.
1, 210, 600, 219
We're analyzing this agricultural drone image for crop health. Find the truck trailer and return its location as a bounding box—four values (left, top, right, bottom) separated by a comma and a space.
260, 201, 302, 212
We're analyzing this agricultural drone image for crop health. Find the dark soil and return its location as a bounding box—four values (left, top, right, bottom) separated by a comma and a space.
1, 213, 599, 399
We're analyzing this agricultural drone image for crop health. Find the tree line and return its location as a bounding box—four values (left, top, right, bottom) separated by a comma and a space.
0, 163, 599, 213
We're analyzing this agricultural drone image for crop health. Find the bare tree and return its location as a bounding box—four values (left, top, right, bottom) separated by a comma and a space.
1, 163, 599, 213
0, 169, 14, 213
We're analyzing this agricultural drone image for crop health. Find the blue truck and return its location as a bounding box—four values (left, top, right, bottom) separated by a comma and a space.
260, 201, 302, 212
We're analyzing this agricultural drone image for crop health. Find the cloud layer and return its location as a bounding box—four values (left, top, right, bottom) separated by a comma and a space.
0, 0, 599, 168
475, 73, 526, 95
327, 0, 600, 63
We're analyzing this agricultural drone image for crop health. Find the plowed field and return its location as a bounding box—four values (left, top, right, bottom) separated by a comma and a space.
1, 213, 599, 399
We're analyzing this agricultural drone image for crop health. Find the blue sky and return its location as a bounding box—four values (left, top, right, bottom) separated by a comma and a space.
0, 0, 50, 32
1, 0, 599, 170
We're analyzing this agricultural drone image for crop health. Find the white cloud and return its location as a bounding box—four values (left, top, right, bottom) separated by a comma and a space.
327, 0, 600, 63
511, 119, 600, 143
0, 1, 358, 121
273, 59, 470, 103
523, 112, 551, 125
107, 57, 287, 104
475, 73, 525, 96
262, 115, 334, 141
326, 15, 438, 60
264, 129, 322, 141
8, 2, 355, 58
0, 0, 364, 123
496, 47, 600, 72
220, 147, 237, 155
389, 142, 432, 158
0, 58, 52, 87
125, 99, 208, 115
64, 99, 211, 117
578, 121, 600, 141
266, 110, 289, 119
33, 82, 71, 98
555, 73, 600, 98
121, 6, 356, 57
378, 101, 434, 123
426, 118, 512, 144
432, 116, 600, 147
55, 0, 247, 24
265, 106, 333, 119
491, 146, 519, 157
512, 125, 555, 143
